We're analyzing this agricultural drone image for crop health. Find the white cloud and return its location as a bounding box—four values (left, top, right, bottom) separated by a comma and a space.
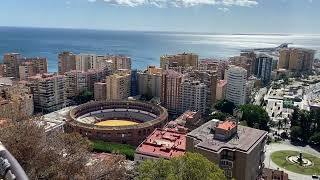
89, 0, 258, 7
218, 7, 230, 12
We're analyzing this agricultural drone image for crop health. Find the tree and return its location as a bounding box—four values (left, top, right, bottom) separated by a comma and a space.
0, 119, 129, 179
136, 153, 226, 180
74, 90, 94, 104
290, 126, 303, 141
215, 100, 236, 114
283, 118, 289, 129
309, 132, 320, 145
239, 104, 270, 131
209, 111, 227, 121
290, 107, 300, 127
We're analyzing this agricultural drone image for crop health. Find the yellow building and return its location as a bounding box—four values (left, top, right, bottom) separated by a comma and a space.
278, 48, 315, 71
160, 53, 198, 70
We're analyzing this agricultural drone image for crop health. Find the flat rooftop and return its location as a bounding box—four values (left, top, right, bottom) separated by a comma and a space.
136, 128, 186, 159
40, 106, 75, 132
187, 121, 267, 153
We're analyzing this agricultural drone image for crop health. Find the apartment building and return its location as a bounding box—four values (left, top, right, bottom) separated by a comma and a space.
58, 51, 77, 75
64, 70, 88, 98
28, 74, 65, 113
94, 82, 107, 101
225, 65, 247, 106
160, 53, 198, 71
106, 72, 131, 100
2, 53, 48, 79
229, 56, 252, 77
187, 120, 267, 180
137, 67, 162, 98
19, 57, 48, 80
256, 54, 273, 86
216, 80, 227, 101
278, 48, 315, 72
180, 80, 207, 115
160, 70, 183, 114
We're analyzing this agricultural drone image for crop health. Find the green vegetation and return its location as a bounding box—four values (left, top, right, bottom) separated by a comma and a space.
209, 111, 227, 121
239, 104, 270, 131
136, 153, 226, 180
271, 151, 320, 175
73, 90, 94, 104
91, 140, 136, 160
290, 108, 320, 145
215, 100, 236, 114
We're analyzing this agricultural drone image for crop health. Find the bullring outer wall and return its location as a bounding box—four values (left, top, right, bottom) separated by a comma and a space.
66, 100, 168, 146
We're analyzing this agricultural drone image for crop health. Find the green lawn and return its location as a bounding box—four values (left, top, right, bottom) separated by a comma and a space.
91, 140, 136, 160
271, 150, 320, 175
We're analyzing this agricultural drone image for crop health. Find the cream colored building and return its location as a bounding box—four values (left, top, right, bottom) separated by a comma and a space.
180, 80, 207, 114
137, 66, 162, 98
278, 48, 315, 72
160, 53, 198, 70
64, 70, 88, 98
28, 74, 66, 113
75, 54, 97, 72
94, 82, 107, 101
106, 72, 131, 100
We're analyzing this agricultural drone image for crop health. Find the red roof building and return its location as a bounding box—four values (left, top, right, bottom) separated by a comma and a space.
134, 128, 186, 163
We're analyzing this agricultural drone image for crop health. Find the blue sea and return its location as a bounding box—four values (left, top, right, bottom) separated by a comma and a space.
0, 27, 319, 72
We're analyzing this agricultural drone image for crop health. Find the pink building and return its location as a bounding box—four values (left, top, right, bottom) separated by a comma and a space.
216, 80, 227, 101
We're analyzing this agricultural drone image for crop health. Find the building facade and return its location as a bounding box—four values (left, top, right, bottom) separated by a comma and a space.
160, 53, 198, 71
160, 70, 183, 114
216, 80, 227, 101
180, 80, 207, 115
106, 72, 131, 100
256, 55, 273, 86
225, 66, 247, 106
94, 82, 107, 101
58, 51, 77, 75
187, 120, 267, 180
28, 74, 66, 113
278, 48, 315, 72
137, 67, 162, 99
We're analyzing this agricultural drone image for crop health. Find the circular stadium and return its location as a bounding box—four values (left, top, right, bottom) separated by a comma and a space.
66, 100, 168, 146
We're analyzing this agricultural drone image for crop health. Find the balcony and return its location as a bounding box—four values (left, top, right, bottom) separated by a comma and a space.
220, 159, 234, 168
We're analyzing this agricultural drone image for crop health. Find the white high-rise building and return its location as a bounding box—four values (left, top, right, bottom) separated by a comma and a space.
180, 80, 207, 114
225, 65, 247, 106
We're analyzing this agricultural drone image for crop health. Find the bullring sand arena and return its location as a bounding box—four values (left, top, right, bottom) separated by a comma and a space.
95, 120, 139, 126
66, 100, 168, 146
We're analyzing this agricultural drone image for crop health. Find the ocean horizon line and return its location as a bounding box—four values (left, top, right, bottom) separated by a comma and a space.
1, 25, 320, 37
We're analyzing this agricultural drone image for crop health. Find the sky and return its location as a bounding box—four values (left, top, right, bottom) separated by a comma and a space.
0, 0, 319, 34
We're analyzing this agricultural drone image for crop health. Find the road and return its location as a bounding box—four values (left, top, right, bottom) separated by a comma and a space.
264, 141, 320, 180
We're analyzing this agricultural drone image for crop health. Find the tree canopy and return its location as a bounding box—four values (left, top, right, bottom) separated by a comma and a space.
0, 119, 130, 179
290, 108, 320, 145
136, 153, 226, 180
239, 104, 270, 131
214, 100, 236, 114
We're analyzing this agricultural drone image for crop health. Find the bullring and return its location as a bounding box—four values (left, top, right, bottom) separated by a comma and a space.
66, 100, 168, 146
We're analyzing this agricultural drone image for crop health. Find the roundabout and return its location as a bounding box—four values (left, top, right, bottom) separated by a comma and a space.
271, 150, 320, 175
